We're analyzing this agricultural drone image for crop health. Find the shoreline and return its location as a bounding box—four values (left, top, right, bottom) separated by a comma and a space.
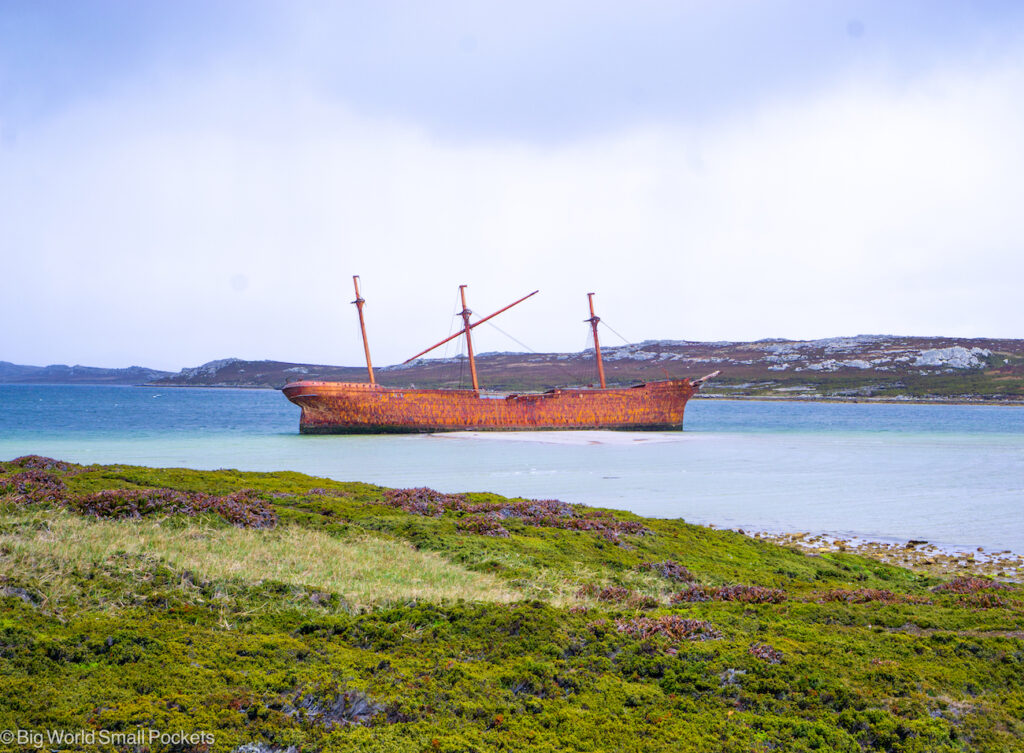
4, 450, 1021, 584
748, 529, 1024, 582
696, 393, 1024, 407
6, 453, 1022, 584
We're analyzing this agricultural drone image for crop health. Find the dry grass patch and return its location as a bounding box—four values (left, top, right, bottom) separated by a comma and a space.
0, 509, 523, 608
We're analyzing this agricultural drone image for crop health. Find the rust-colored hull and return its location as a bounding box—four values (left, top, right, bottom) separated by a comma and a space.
282, 380, 700, 434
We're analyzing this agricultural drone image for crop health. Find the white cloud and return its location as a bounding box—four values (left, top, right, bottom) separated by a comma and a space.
2, 58, 1022, 370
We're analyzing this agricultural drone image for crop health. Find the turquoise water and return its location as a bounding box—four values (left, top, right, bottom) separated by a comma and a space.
2, 385, 1023, 552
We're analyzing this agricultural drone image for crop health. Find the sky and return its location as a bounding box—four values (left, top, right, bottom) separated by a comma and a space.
2, 1, 1023, 371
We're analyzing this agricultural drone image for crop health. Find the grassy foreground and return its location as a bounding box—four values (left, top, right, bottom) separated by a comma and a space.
1, 457, 1022, 752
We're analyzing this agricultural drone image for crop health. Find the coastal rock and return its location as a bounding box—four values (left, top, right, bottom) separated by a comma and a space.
913, 347, 990, 369
284, 687, 382, 728
178, 358, 244, 379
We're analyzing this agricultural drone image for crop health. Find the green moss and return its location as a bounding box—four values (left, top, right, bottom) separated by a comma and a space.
1, 459, 1023, 751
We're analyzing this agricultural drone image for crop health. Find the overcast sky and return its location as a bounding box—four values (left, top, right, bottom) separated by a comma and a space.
2, 1, 1023, 371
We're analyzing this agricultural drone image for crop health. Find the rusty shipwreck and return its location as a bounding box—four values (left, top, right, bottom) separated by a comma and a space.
282, 277, 717, 433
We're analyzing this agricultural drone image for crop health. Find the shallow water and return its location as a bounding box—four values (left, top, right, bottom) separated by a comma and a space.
1, 385, 1022, 552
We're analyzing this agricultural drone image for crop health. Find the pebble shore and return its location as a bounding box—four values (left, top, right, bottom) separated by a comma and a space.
748, 530, 1023, 581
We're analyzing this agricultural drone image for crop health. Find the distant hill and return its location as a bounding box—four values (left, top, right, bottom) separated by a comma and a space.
147, 335, 1024, 401
0, 361, 173, 385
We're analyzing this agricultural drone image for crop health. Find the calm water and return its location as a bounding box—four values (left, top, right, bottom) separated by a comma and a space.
2, 385, 1023, 553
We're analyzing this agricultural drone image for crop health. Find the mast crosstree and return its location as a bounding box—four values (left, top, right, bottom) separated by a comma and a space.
459, 285, 479, 391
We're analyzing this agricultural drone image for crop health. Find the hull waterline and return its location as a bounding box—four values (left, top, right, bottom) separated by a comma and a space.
282, 379, 700, 434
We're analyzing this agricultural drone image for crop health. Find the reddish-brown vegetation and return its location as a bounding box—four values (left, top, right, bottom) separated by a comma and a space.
3, 467, 277, 529
455, 515, 510, 538
575, 584, 659, 609
4, 470, 68, 504
815, 588, 930, 605
670, 584, 787, 604
381, 487, 649, 541
748, 642, 784, 664
933, 576, 1011, 594
3, 455, 78, 472
954, 593, 1009, 609
637, 560, 697, 582
615, 615, 722, 642
68, 488, 278, 529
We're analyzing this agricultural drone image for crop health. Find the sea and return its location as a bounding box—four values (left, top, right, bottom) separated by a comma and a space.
2, 384, 1023, 554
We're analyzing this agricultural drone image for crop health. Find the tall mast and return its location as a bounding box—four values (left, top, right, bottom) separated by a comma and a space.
459, 285, 479, 391
351, 275, 375, 385
586, 292, 606, 389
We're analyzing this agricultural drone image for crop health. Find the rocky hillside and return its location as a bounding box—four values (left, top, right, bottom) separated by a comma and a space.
0, 361, 173, 385
149, 335, 1024, 401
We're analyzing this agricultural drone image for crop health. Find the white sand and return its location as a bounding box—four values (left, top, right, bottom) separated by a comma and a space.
430, 430, 697, 446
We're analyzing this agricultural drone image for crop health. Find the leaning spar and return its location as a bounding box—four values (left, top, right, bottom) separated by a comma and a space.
402, 287, 540, 392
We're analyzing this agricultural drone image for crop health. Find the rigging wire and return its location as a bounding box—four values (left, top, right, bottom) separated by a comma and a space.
416, 295, 634, 391
596, 321, 631, 385
483, 320, 585, 386
484, 321, 534, 354
580, 329, 599, 386
599, 320, 633, 347
441, 287, 462, 387
457, 333, 465, 389
442, 288, 460, 356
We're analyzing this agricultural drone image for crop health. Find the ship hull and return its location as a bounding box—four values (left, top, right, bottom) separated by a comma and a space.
282, 379, 700, 434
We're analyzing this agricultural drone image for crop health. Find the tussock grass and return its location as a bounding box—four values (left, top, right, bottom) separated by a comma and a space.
0, 508, 523, 608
